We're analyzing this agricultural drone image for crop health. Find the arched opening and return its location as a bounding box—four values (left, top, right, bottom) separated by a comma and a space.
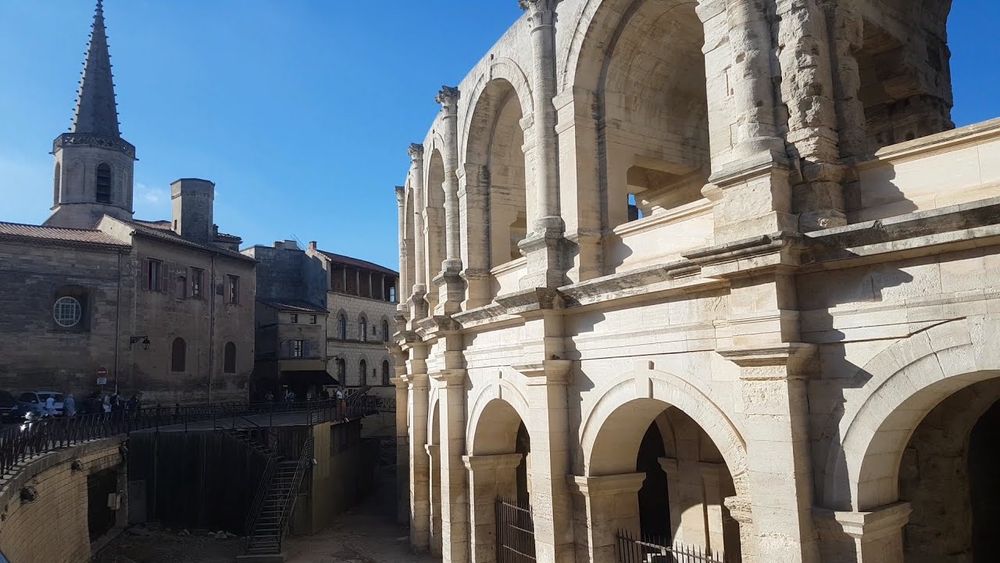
338, 313, 347, 340
469, 398, 535, 559
587, 399, 742, 561
95, 163, 112, 204
467, 79, 529, 271
359, 315, 368, 343
381, 360, 390, 386
852, 0, 954, 153
170, 337, 186, 373
890, 378, 1000, 562
425, 149, 448, 307
335, 357, 346, 384
223, 342, 237, 374
359, 359, 368, 386
53, 162, 61, 204
572, 0, 712, 274
381, 319, 390, 343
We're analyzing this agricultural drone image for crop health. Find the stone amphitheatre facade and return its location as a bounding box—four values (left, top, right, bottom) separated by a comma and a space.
390, 1, 999, 562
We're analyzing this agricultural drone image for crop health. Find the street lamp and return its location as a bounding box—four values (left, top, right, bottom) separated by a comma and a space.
129, 336, 151, 350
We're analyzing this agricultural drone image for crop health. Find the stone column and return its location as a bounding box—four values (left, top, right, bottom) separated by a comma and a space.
464, 453, 523, 563
570, 473, 646, 563
408, 144, 428, 321
405, 346, 431, 551
518, 0, 565, 290
815, 503, 911, 563
724, 495, 758, 563
395, 186, 410, 301
434, 369, 470, 563
516, 317, 574, 563
458, 163, 492, 308
434, 86, 466, 315
427, 444, 443, 556
393, 373, 410, 524
700, 462, 727, 558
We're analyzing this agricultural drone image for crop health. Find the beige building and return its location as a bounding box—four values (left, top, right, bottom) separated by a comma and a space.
392, 1, 999, 563
0, 2, 254, 404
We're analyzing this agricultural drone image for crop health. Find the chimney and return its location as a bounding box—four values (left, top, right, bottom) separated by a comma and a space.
171, 178, 215, 243
308, 241, 318, 251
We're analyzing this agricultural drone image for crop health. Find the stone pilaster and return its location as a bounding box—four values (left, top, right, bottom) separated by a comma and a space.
719, 340, 820, 563
405, 345, 430, 551
433, 86, 466, 315
724, 495, 758, 563
815, 503, 912, 563
426, 444, 443, 556
516, 358, 574, 563
570, 473, 646, 563
464, 453, 523, 563
395, 186, 410, 304
433, 368, 470, 563
407, 144, 429, 322
518, 0, 565, 290
393, 373, 410, 524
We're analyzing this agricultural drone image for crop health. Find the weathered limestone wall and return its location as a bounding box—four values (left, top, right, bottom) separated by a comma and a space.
0, 438, 126, 563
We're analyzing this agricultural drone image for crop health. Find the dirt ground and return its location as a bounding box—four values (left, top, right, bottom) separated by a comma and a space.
96, 476, 435, 563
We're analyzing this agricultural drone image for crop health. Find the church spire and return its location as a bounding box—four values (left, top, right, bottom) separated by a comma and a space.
72, 0, 121, 138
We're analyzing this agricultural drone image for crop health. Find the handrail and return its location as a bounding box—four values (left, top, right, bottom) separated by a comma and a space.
0, 398, 368, 478
277, 435, 314, 554
243, 451, 278, 547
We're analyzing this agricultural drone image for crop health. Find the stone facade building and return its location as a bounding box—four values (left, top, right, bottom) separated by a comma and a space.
392, 2, 999, 563
0, 2, 254, 404
245, 240, 399, 402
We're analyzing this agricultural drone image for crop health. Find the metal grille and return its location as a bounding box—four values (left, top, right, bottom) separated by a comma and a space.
616, 530, 728, 563
496, 497, 536, 562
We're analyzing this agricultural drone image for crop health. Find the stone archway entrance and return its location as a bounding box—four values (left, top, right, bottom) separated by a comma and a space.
579, 399, 743, 563
465, 398, 534, 563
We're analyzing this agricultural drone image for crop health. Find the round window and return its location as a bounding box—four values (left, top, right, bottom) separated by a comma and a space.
53, 296, 82, 328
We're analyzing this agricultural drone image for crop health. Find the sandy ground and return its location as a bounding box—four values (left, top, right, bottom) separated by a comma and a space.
97, 474, 435, 563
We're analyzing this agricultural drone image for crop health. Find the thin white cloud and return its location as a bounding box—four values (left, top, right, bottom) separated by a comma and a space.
134, 182, 170, 219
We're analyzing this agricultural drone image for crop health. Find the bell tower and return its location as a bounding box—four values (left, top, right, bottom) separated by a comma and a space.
46, 0, 136, 229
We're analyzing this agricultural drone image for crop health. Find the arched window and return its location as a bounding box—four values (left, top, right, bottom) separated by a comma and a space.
382, 360, 390, 386
53, 163, 61, 203
381, 319, 390, 343
223, 342, 237, 373
359, 316, 368, 342
359, 359, 368, 386
175, 275, 187, 299
95, 163, 112, 204
338, 314, 347, 340
171, 337, 186, 372
336, 358, 346, 383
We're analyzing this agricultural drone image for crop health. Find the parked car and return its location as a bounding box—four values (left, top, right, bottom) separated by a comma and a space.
0, 391, 20, 422
17, 391, 65, 417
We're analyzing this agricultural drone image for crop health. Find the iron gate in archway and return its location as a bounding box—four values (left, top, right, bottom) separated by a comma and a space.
496, 497, 536, 562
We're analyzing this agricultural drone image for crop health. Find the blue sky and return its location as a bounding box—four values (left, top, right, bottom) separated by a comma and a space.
1, 1, 998, 270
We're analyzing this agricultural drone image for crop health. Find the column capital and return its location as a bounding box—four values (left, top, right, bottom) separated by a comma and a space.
519, 0, 558, 26
513, 359, 571, 385
462, 453, 523, 472
723, 495, 754, 524
717, 342, 817, 377
424, 443, 439, 458
403, 372, 429, 390
408, 143, 424, 163
394, 184, 405, 205
436, 85, 460, 113
817, 502, 913, 542
569, 473, 646, 497
430, 369, 466, 387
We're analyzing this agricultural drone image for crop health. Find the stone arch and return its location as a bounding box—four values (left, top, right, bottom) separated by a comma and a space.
424, 148, 447, 285
460, 57, 533, 162
580, 367, 748, 492
823, 315, 1000, 511
466, 378, 531, 453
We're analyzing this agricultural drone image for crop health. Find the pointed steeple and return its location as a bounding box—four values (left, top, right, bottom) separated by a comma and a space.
72, 0, 121, 138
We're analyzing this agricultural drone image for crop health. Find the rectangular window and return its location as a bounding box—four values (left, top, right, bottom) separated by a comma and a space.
228, 275, 240, 304
146, 259, 162, 291
291, 339, 304, 358
290, 313, 299, 324
310, 315, 317, 324
191, 268, 203, 298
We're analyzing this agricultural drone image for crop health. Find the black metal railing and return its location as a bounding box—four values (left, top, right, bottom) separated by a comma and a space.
496, 497, 536, 562
277, 435, 314, 554
616, 530, 728, 563
0, 398, 377, 478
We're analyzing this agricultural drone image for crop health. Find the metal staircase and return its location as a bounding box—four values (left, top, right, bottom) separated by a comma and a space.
242, 437, 313, 559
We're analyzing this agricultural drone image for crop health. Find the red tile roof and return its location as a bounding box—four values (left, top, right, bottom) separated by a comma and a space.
0, 221, 128, 249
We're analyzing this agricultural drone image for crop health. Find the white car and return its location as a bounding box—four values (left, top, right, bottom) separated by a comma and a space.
17, 391, 65, 417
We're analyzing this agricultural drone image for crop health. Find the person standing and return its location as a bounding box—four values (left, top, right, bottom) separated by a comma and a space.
44, 395, 56, 417
64, 393, 77, 417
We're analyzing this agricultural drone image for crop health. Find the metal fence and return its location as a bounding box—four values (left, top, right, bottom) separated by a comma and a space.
0, 398, 378, 477
496, 497, 536, 562
616, 530, 728, 563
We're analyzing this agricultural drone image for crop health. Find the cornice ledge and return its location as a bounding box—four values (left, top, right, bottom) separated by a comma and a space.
512, 359, 572, 385
717, 342, 817, 373
494, 287, 564, 315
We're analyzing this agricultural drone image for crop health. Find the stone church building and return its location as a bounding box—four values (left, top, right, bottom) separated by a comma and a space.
391, 1, 1000, 563
0, 1, 254, 403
